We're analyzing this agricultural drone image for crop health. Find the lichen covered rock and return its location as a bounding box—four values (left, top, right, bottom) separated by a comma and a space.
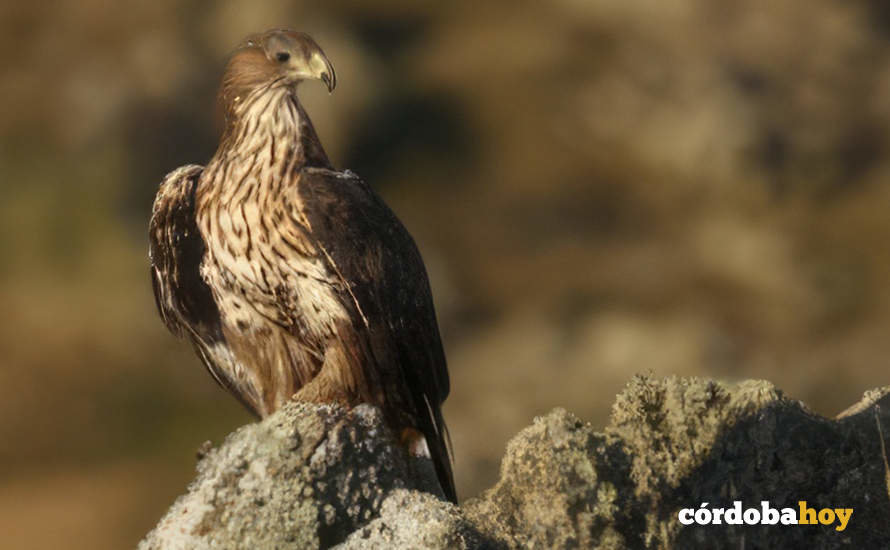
142, 376, 890, 549
139, 402, 450, 549
468, 376, 890, 548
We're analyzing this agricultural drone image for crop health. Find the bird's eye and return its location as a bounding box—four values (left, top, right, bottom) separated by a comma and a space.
275, 52, 290, 63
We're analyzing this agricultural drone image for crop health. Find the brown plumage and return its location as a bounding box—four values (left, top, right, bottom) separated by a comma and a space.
149, 29, 456, 503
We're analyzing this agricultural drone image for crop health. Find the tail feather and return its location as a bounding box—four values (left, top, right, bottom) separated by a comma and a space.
402, 424, 457, 504
430, 433, 457, 504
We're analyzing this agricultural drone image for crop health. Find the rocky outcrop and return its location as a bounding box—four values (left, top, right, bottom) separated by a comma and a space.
141, 376, 890, 549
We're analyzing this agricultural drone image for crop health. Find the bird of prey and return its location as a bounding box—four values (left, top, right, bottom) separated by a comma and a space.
149, 29, 456, 503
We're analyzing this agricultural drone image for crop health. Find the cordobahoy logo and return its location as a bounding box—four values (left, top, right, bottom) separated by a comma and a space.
678, 501, 852, 532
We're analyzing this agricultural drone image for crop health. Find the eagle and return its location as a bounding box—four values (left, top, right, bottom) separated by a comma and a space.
148, 29, 456, 503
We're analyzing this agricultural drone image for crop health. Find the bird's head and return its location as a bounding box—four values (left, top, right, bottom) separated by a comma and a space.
219, 29, 336, 115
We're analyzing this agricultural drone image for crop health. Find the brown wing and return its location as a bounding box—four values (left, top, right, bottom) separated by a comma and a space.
149, 165, 259, 416
296, 167, 456, 503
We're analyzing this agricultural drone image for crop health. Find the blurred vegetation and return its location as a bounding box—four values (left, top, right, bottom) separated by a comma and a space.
3, 1, 890, 548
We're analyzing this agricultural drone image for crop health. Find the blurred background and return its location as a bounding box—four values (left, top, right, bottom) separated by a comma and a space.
3, 0, 890, 547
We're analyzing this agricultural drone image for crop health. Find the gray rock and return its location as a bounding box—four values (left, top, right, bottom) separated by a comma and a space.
139, 402, 454, 549
468, 376, 890, 549
335, 490, 487, 549
141, 376, 890, 549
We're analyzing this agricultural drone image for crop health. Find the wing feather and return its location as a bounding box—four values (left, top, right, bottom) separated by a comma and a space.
296, 167, 456, 502
149, 165, 260, 416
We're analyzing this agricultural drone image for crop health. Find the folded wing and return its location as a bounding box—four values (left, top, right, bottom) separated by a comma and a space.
149, 165, 260, 415
296, 167, 455, 503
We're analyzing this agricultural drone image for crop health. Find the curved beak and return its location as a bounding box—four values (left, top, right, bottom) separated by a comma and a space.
320, 67, 336, 93
309, 50, 336, 93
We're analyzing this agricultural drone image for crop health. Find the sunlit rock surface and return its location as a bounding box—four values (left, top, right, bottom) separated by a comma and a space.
142, 376, 890, 549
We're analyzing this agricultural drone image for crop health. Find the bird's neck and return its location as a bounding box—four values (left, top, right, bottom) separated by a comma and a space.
218, 85, 332, 172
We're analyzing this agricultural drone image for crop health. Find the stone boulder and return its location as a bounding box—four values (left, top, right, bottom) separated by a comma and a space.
141, 376, 890, 549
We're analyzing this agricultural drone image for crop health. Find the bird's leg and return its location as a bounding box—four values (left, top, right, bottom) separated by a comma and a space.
291, 341, 359, 406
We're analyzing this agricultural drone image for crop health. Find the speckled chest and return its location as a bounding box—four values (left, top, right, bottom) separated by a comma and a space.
193, 84, 351, 342
194, 161, 348, 340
